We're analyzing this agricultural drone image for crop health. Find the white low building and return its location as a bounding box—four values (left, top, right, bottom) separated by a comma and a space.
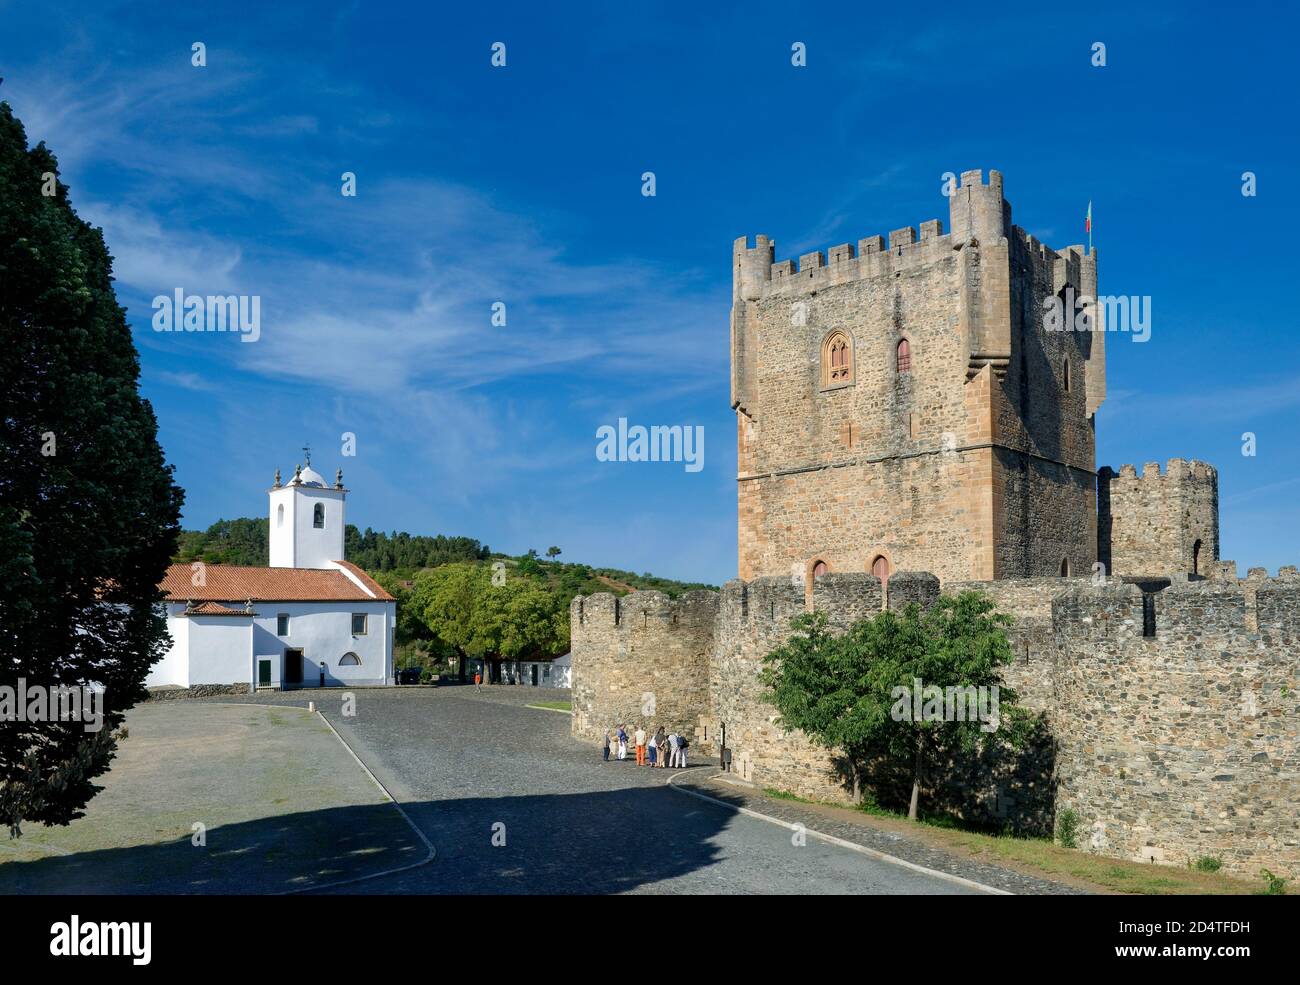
148, 462, 395, 692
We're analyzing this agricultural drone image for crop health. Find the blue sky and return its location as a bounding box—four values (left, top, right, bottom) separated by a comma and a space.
3, 1, 1297, 584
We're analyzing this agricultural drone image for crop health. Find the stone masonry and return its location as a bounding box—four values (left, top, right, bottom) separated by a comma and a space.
571, 169, 1296, 878
1099, 458, 1219, 578
732, 170, 1102, 584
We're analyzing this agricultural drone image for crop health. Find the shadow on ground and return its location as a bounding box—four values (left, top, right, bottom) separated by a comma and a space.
0, 784, 732, 895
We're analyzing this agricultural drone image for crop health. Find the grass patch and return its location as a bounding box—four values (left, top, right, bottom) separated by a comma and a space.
763, 787, 813, 803
755, 784, 1266, 896
526, 700, 571, 712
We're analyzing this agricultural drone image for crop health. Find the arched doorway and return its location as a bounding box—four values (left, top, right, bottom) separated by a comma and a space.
870, 555, 890, 586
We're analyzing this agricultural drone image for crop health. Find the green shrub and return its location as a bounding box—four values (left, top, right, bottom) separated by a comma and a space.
1259, 868, 1287, 895
1191, 856, 1222, 873
1056, 808, 1080, 849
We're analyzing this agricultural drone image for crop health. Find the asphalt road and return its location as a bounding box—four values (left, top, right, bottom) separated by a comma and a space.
239, 686, 989, 895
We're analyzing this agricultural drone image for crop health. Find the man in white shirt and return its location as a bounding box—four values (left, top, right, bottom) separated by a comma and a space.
634, 725, 647, 766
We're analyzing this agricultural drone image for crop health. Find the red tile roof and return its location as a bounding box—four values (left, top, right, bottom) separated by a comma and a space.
332, 560, 396, 600
159, 562, 394, 603
182, 601, 257, 617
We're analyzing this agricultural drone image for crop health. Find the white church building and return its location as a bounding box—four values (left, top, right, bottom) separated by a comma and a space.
148, 462, 396, 692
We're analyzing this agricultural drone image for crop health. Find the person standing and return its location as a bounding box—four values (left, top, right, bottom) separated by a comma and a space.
666, 732, 679, 768
617, 725, 628, 761
634, 725, 647, 766
656, 728, 668, 768
647, 727, 658, 767
678, 734, 688, 768
602, 730, 611, 762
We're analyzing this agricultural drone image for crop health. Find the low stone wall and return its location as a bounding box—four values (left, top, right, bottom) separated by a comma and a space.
1052, 579, 1300, 876
570, 570, 1300, 874
569, 590, 719, 743
146, 683, 253, 700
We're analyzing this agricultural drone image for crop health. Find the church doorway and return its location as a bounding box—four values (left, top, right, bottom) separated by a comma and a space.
284, 648, 304, 687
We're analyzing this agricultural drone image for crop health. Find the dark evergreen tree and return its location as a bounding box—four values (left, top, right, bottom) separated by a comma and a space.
0, 103, 183, 834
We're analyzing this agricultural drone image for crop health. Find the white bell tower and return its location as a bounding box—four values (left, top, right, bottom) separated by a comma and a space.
268, 450, 347, 569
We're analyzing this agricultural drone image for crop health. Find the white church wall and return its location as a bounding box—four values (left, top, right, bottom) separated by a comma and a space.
253, 601, 392, 687
186, 617, 254, 686
146, 606, 191, 688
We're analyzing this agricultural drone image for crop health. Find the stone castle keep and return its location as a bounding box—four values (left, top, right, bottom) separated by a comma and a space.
571, 171, 1298, 876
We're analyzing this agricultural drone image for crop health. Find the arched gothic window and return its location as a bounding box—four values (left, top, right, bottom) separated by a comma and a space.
896, 339, 912, 374
822, 332, 853, 387
313, 503, 325, 529
811, 560, 829, 579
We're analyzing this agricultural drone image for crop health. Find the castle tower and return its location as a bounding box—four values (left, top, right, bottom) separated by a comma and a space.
268, 457, 347, 569
731, 170, 1107, 583
1097, 459, 1219, 577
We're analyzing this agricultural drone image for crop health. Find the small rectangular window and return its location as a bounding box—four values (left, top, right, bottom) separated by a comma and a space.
277, 614, 290, 637
352, 613, 368, 635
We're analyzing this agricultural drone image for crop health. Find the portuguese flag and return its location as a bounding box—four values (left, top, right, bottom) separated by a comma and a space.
1085, 200, 1092, 234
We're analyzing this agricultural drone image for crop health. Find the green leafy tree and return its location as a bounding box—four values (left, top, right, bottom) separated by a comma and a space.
762, 591, 1031, 819
410, 562, 491, 680
371, 571, 425, 649
545, 546, 561, 561
470, 581, 568, 668
0, 103, 183, 834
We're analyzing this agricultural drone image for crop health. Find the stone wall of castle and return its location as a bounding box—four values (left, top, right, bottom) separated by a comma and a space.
945, 576, 1092, 713
1098, 458, 1219, 577
1052, 575, 1300, 876
569, 590, 719, 743
572, 568, 1299, 876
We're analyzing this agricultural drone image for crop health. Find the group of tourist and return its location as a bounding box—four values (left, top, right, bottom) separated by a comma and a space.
602, 724, 689, 768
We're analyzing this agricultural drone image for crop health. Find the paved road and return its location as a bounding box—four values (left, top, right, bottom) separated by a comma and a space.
224, 686, 987, 895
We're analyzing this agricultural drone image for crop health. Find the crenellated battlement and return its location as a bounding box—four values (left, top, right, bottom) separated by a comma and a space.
570, 589, 719, 632
1098, 457, 1220, 579
730, 171, 1022, 301
739, 217, 957, 301
1101, 458, 1218, 483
